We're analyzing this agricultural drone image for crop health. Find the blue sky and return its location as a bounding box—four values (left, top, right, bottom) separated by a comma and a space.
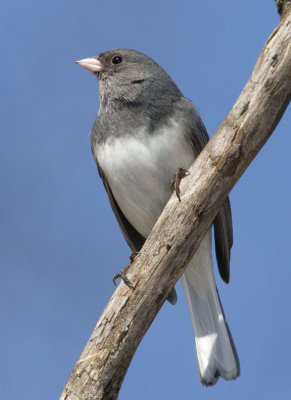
1, 1, 290, 399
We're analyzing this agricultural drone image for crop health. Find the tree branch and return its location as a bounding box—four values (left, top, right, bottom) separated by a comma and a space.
276, 0, 291, 16
61, 5, 291, 400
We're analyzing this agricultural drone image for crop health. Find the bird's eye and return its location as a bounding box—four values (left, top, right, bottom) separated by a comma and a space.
112, 56, 123, 65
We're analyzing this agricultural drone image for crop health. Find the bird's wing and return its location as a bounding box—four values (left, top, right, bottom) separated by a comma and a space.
97, 164, 146, 252
188, 110, 233, 283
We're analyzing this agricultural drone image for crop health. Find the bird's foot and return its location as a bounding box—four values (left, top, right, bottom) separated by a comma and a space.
171, 167, 190, 201
113, 263, 136, 289
129, 251, 140, 263
113, 252, 141, 288
113, 269, 135, 289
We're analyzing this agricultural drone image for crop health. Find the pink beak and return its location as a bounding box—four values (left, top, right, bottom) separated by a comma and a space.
75, 57, 104, 73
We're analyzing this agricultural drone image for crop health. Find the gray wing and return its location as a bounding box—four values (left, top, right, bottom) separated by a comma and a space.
186, 103, 233, 283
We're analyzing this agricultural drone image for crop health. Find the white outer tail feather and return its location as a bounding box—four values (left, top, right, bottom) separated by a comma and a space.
181, 229, 240, 386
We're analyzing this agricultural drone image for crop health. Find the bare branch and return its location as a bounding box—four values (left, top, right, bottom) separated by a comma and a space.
276, 0, 291, 16
61, 6, 291, 400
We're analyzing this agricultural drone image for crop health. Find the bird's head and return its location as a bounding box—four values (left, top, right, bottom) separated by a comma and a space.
76, 48, 180, 104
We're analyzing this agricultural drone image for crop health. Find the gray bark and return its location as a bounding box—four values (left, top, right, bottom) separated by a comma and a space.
61, 3, 291, 400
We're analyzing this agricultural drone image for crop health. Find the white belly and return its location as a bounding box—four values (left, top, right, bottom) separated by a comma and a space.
94, 122, 194, 237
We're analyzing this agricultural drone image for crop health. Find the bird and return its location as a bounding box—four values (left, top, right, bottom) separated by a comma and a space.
76, 48, 240, 386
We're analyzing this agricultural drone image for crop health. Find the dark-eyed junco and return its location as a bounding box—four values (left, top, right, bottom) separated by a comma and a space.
76, 48, 240, 386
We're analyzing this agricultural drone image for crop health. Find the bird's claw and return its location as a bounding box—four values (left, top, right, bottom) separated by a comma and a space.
113, 252, 140, 289
171, 167, 190, 201
113, 268, 135, 289
129, 251, 140, 263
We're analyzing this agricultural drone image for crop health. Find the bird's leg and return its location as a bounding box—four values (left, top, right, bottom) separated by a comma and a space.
112, 252, 140, 289
129, 251, 140, 263
171, 167, 190, 201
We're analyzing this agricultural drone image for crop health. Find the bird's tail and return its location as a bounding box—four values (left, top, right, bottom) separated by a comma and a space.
181, 230, 240, 386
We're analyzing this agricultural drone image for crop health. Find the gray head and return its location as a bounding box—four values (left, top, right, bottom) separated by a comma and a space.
76, 48, 182, 106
